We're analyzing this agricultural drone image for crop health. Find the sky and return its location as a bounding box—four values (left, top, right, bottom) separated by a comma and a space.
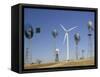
24, 8, 95, 64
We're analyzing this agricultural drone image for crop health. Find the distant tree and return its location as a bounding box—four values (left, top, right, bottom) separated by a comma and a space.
36, 59, 42, 64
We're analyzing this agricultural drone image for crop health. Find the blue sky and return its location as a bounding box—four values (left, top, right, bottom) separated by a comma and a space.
24, 8, 95, 64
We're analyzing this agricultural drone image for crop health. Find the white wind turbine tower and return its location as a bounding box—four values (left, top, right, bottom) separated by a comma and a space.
60, 24, 78, 61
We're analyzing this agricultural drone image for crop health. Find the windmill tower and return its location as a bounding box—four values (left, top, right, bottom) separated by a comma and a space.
25, 48, 29, 64
87, 21, 93, 58
25, 24, 33, 64
81, 49, 85, 59
74, 33, 80, 60
52, 29, 58, 62
60, 24, 77, 61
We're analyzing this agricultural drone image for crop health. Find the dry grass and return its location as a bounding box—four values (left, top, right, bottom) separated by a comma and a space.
24, 58, 94, 69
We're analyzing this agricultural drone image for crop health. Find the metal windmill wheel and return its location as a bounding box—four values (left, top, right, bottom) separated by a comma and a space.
88, 21, 93, 32
52, 29, 58, 38
74, 33, 80, 45
25, 25, 34, 39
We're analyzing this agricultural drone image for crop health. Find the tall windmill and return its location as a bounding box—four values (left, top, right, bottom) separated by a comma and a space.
25, 24, 33, 64
74, 33, 80, 60
52, 29, 58, 62
87, 21, 94, 58
60, 24, 77, 61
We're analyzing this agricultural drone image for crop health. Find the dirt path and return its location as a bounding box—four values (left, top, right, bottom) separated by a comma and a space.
24, 59, 94, 69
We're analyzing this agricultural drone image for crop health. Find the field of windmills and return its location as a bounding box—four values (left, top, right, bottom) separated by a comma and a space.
24, 8, 95, 69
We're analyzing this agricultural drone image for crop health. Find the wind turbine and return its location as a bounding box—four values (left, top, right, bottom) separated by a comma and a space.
60, 24, 77, 61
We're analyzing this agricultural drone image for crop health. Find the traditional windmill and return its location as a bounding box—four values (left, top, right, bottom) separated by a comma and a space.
25, 24, 33, 64
74, 33, 80, 60
87, 21, 94, 58
52, 29, 58, 62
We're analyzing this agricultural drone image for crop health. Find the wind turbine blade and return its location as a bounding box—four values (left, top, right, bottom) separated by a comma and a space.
63, 33, 67, 44
60, 24, 67, 32
68, 26, 78, 32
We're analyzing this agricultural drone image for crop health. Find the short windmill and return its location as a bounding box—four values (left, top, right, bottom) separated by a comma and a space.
55, 48, 60, 62
60, 24, 78, 61
25, 24, 34, 64
52, 29, 58, 62
74, 33, 80, 60
87, 21, 94, 58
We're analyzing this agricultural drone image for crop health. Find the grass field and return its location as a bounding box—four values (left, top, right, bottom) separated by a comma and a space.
24, 58, 94, 69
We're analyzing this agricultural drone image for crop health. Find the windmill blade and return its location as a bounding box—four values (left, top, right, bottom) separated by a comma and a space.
68, 26, 78, 32
60, 24, 67, 32
63, 33, 67, 44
